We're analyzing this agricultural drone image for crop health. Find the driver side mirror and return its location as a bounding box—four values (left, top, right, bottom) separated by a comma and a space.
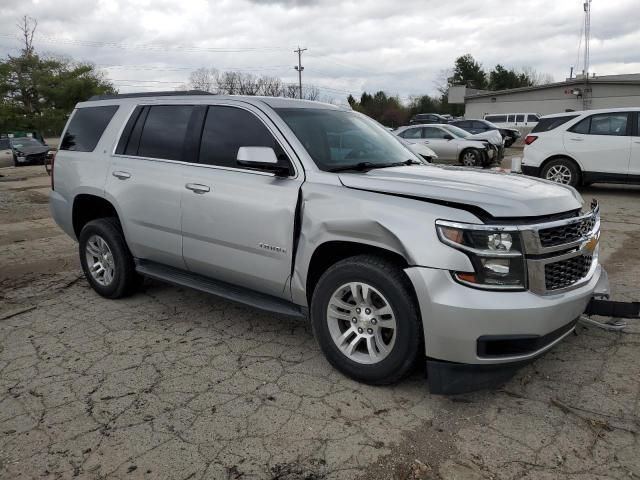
236, 147, 290, 177
443, 134, 454, 140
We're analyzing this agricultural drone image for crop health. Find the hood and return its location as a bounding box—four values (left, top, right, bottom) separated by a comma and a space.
13, 145, 49, 155
466, 130, 503, 146
339, 165, 582, 218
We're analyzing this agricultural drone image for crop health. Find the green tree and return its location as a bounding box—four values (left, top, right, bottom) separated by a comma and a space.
452, 54, 487, 90
488, 64, 533, 90
0, 16, 116, 136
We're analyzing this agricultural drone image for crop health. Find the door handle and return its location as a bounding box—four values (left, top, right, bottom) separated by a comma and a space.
185, 183, 210, 194
112, 171, 131, 180
569, 138, 584, 142
634, 141, 640, 144
424, 141, 430, 144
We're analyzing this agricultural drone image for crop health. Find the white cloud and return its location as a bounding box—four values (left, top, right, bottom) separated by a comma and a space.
0, 0, 637, 101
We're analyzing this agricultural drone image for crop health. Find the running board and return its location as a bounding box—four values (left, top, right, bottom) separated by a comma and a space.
135, 260, 306, 319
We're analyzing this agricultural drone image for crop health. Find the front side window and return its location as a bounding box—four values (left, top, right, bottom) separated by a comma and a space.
199, 106, 287, 170
275, 108, 418, 171
527, 114, 540, 122
399, 128, 423, 139
60, 105, 119, 152
137, 105, 194, 161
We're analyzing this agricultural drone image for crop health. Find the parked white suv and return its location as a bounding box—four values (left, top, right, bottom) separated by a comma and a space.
50, 93, 609, 393
522, 108, 640, 187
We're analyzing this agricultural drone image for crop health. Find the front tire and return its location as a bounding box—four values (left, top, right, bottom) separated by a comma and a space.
310, 255, 421, 385
460, 148, 480, 167
541, 158, 580, 187
78, 217, 141, 299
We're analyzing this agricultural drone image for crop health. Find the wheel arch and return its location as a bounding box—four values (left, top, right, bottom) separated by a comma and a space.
540, 155, 583, 183
72, 194, 120, 238
304, 241, 410, 306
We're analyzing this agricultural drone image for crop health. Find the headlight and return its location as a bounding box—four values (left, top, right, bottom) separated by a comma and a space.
436, 220, 526, 290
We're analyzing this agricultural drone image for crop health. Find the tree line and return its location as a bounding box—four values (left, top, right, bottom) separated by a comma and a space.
347, 54, 554, 127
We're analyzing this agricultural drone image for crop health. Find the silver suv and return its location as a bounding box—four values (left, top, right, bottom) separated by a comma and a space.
50, 93, 608, 393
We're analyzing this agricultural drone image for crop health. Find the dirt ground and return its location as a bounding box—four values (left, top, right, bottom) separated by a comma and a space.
1, 165, 639, 480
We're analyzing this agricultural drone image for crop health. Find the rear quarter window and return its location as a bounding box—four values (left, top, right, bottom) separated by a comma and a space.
60, 106, 119, 152
531, 115, 579, 133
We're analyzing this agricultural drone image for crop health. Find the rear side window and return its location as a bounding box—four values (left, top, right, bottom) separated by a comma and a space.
531, 115, 579, 133
569, 113, 629, 136
199, 106, 282, 168
137, 105, 194, 161
508, 115, 515, 122
60, 106, 119, 152
485, 115, 507, 123
516, 114, 525, 122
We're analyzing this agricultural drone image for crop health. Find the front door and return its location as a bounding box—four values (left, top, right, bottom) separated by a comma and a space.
563, 112, 631, 176
181, 104, 302, 298
422, 126, 458, 161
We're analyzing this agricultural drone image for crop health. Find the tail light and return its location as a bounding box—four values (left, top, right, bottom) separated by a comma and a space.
524, 135, 538, 145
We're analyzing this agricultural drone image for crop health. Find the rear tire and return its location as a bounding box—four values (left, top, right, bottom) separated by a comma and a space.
310, 255, 421, 385
78, 217, 141, 299
541, 158, 580, 187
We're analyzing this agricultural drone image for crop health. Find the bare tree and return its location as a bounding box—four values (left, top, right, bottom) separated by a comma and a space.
521, 66, 554, 86
18, 15, 37, 56
189, 68, 216, 92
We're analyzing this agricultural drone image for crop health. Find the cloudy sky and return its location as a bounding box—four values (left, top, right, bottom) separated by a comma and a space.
1, 0, 639, 103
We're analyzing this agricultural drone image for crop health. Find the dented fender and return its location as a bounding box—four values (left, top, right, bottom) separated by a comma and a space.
290, 181, 481, 306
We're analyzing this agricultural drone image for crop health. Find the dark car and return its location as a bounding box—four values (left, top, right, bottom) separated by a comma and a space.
10, 137, 50, 166
409, 113, 449, 125
450, 119, 521, 147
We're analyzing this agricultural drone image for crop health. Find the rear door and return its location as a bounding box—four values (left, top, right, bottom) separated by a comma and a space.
563, 112, 631, 176
180, 103, 302, 298
106, 104, 195, 269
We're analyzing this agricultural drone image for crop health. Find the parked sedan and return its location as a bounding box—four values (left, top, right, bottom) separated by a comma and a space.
409, 113, 449, 125
394, 124, 494, 167
451, 119, 521, 147
10, 137, 50, 166
440, 124, 504, 161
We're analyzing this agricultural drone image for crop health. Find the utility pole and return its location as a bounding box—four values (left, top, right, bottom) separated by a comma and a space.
294, 46, 307, 99
582, 0, 592, 110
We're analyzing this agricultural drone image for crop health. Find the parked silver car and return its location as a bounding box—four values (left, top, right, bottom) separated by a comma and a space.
394, 124, 495, 166
50, 94, 607, 393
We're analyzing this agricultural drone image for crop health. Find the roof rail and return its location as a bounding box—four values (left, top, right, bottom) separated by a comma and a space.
87, 90, 214, 101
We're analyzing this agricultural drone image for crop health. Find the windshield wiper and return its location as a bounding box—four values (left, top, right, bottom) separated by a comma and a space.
329, 159, 422, 173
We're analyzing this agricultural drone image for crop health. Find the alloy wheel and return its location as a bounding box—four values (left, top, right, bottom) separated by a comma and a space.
85, 234, 116, 286
545, 165, 572, 184
326, 282, 397, 364
462, 151, 477, 166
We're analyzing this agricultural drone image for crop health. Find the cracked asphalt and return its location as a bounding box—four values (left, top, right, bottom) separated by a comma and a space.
1, 165, 639, 480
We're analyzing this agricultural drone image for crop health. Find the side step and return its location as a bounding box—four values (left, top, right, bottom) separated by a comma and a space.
135, 260, 306, 319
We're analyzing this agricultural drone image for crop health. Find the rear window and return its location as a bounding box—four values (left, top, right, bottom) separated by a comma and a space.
531, 115, 579, 133
60, 106, 119, 152
485, 115, 507, 123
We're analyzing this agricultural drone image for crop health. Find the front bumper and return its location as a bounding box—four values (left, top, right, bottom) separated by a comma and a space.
405, 265, 608, 392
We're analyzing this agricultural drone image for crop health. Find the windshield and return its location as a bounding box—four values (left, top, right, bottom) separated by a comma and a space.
275, 108, 421, 171
441, 124, 471, 138
10, 138, 44, 148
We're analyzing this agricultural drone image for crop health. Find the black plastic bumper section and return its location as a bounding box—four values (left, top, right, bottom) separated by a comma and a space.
584, 299, 640, 318
521, 165, 540, 177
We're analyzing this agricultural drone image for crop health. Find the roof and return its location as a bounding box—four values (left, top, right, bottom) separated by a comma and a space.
81, 92, 345, 111
465, 77, 640, 100
541, 106, 640, 118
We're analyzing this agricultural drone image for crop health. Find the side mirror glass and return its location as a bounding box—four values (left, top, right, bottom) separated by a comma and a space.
236, 146, 290, 177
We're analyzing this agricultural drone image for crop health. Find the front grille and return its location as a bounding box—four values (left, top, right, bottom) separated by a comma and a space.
545, 255, 592, 291
538, 216, 596, 247
26, 152, 47, 164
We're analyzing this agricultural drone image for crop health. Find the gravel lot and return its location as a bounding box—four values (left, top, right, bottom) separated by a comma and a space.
1, 165, 639, 480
